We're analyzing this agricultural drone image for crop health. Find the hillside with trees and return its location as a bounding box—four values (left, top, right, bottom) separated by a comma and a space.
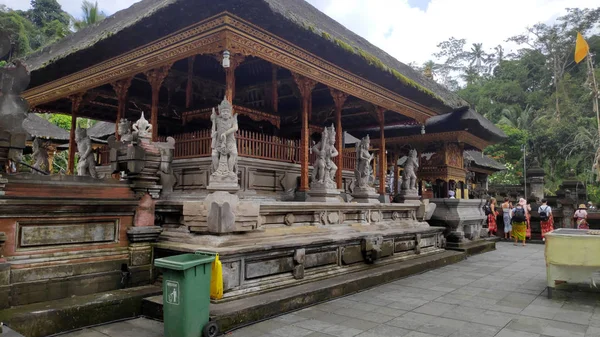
415, 8, 600, 201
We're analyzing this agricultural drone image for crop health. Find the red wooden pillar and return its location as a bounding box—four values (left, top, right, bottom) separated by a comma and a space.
272, 65, 279, 113
329, 88, 348, 189
377, 107, 386, 196
292, 73, 317, 192
186, 56, 196, 109
67, 93, 84, 175
111, 78, 132, 140
225, 55, 245, 103
144, 65, 171, 142
393, 152, 400, 195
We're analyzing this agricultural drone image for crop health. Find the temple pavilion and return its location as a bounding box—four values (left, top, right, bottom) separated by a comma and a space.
21, 0, 505, 200
0, 1, 510, 334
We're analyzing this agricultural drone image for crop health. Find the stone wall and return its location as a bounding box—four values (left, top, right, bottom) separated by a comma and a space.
146, 157, 355, 198
0, 175, 153, 308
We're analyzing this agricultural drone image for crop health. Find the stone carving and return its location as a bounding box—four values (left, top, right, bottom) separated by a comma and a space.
351, 135, 379, 204
208, 98, 239, 191
306, 124, 342, 202
132, 113, 152, 140
284, 213, 295, 226
402, 149, 419, 192
75, 128, 98, 178
354, 135, 374, 189
311, 124, 338, 189
107, 113, 176, 198
31, 138, 49, 174
118, 118, 134, 142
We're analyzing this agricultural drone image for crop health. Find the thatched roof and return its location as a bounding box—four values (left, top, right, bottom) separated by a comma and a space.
87, 121, 115, 139
22, 113, 70, 140
23, 0, 467, 113
464, 150, 506, 171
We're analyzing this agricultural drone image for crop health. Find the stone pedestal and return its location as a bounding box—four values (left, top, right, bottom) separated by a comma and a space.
182, 191, 260, 234
352, 187, 380, 204
307, 182, 342, 203
394, 190, 421, 205
428, 199, 487, 246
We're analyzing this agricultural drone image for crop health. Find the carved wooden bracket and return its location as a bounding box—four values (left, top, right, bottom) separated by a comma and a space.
144, 64, 172, 94
69, 92, 85, 113
329, 88, 348, 110
111, 78, 133, 102
292, 73, 317, 100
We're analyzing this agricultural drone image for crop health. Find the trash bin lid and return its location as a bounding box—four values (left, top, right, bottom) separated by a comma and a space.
154, 253, 215, 270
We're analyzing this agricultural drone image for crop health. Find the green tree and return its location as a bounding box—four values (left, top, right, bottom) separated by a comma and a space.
28, 0, 69, 28
73, 0, 106, 31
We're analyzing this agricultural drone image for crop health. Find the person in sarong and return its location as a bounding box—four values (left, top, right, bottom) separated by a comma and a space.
487, 197, 498, 236
525, 200, 532, 240
501, 198, 512, 239
574, 204, 589, 229
512, 198, 528, 246
538, 199, 553, 241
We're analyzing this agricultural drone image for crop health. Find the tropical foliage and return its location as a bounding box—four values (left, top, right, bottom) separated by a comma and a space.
422, 7, 600, 201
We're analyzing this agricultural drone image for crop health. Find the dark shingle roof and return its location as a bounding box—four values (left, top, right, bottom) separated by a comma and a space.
23, 0, 467, 113
22, 113, 70, 140
464, 150, 506, 171
87, 121, 115, 138
397, 150, 505, 172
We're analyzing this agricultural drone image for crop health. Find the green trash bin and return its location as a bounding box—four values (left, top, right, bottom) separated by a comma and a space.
154, 252, 218, 337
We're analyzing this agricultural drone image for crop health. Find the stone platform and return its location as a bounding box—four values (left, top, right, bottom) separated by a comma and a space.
156, 200, 445, 301
142, 250, 465, 333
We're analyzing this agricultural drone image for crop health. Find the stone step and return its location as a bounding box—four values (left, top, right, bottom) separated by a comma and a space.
0, 285, 161, 337
142, 250, 465, 334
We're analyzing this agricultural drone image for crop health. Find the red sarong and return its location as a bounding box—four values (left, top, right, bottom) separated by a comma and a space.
487, 212, 497, 235
540, 216, 554, 238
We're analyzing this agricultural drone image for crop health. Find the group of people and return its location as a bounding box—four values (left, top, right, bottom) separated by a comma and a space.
486, 197, 593, 244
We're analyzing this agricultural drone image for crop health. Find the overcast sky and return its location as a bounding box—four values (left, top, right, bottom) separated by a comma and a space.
2, 0, 598, 65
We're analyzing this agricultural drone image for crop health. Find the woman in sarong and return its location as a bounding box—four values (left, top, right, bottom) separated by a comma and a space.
512, 198, 528, 246
525, 200, 532, 240
487, 197, 498, 236
574, 204, 589, 229
501, 198, 512, 239
538, 199, 553, 241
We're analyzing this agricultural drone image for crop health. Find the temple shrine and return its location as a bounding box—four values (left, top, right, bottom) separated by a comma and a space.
0, 0, 507, 335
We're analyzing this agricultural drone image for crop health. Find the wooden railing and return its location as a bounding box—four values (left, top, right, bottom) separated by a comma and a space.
99, 129, 357, 170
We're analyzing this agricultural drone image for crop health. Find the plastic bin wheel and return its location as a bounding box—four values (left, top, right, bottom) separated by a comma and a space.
203, 321, 219, 337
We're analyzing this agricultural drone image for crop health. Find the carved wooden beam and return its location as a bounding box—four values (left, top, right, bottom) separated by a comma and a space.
330, 88, 348, 189
144, 64, 172, 141
110, 77, 133, 140
292, 73, 317, 192
67, 92, 85, 175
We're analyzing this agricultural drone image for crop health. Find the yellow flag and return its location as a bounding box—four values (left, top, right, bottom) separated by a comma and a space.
574, 32, 589, 64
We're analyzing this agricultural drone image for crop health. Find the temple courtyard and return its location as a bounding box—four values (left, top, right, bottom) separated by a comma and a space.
58, 243, 600, 337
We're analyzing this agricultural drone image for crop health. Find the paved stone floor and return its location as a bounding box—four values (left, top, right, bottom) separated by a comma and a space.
60, 242, 600, 337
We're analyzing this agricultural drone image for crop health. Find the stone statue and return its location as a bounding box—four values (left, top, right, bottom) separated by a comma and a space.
402, 149, 419, 191
354, 135, 374, 188
75, 128, 98, 178
118, 118, 134, 143
132, 112, 152, 140
311, 124, 338, 189
210, 97, 239, 183
32, 138, 49, 174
